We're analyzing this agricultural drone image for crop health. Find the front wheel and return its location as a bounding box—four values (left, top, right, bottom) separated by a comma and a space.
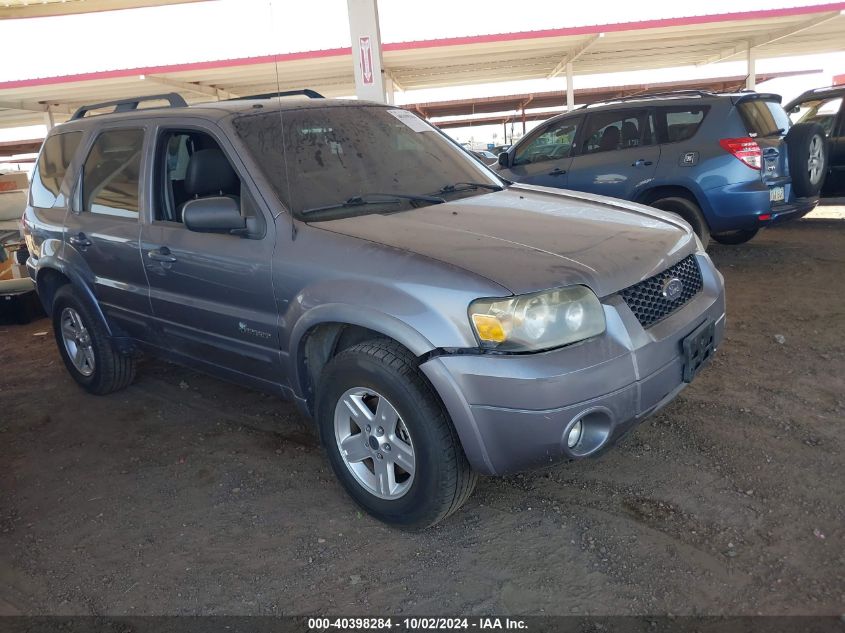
316, 339, 477, 529
711, 227, 759, 245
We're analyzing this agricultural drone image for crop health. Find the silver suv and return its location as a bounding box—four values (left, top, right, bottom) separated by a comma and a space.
23, 92, 726, 528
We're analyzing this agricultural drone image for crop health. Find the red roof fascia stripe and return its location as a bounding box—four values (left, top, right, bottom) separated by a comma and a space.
1, 2, 844, 90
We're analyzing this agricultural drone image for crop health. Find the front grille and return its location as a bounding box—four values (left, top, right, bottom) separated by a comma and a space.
620, 255, 703, 328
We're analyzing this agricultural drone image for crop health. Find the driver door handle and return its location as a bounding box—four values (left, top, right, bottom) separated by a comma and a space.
548, 167, 567, 176
68, 232, 92, 250
147, 247, 177, 264
632, 159, 653, 167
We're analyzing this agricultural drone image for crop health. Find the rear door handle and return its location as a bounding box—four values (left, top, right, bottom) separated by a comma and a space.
632, 159, 653, 167
68, 232, 92, 250
147, 247, 177, 264
548, 167, 567, 176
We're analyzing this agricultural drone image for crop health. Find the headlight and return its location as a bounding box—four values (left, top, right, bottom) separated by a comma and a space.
469, 286, 606, 352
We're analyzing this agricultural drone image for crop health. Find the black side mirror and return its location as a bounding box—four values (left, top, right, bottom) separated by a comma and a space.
183, 196, 246, 234
498, 151, 511, 168
788, 105, 800, 114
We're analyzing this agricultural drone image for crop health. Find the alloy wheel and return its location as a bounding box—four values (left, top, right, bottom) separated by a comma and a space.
333, 387, 416, 500
60, 307, 95, 377
808, 134, 825, 185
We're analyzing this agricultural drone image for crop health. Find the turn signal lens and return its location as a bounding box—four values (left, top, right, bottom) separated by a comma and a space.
471, 314, 508, 343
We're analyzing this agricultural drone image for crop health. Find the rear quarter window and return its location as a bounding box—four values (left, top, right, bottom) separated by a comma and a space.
30, 131, 83, 208
659, 106, 710, 143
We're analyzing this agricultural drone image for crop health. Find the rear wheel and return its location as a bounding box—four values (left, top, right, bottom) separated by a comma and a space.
650, 196, 710, 247
52, 285, 136, 394
785, 122, 827, 198
316, 338, 477, 529
711, 227, 759, 245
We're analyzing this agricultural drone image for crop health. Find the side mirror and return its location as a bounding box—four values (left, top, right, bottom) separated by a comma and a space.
183, 197, 246, 234
498, 151, 511, 169
788, 105, 800, 114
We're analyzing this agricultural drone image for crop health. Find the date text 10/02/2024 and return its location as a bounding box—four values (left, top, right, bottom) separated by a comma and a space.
307, 617, 528, 630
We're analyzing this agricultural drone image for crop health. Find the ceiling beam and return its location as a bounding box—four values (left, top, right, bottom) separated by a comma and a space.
384, 70, 405, 92
0, 0, 212, 20
697, 12, 840, 65
142, 75, 238, 100
0, 100, 74, 115
547, 34, 602, 79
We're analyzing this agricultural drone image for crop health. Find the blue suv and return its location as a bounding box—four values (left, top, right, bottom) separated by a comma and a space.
497, 90, 826, 245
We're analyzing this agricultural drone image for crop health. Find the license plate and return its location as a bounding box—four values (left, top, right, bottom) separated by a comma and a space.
769, 186, 785, 202
682, 319, 715, 383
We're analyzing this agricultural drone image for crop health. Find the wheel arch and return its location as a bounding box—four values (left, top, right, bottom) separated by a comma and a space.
290, 306, 436, 416
636, 183, 713, 233
35, 261, 115, 337
637, 183, 705, 211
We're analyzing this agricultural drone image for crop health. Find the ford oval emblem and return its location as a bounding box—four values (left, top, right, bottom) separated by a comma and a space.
662, 277, 684, 301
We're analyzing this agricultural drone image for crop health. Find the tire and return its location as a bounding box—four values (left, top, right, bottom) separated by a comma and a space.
711, 227, 759, 245
785, 122, 827, 198
51, 284, 136, 395
650, 196, 710, 247
316, 338, 477, 529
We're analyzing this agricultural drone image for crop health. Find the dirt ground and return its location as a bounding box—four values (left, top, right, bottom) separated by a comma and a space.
1, 212, 843, 617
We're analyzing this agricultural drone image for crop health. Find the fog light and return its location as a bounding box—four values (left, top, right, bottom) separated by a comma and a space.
567, 420, 583, 448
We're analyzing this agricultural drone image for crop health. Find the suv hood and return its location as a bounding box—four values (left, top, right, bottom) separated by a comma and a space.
311, 185, 697, 297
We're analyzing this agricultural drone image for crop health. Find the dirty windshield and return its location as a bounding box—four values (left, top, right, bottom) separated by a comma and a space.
233, 105, 503, 219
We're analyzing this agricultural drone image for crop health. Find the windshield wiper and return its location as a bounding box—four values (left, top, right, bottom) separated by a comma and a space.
300, 193, 445, 216
437, 182, 504, 196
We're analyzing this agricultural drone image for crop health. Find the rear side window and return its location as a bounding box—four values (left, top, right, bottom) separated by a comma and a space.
789, 96, 843, 136
30, 131, 83, 208
738, 100, 788, 137
82, 128, 144, 218
581, 109, 654, 155
660, 106, 709, 143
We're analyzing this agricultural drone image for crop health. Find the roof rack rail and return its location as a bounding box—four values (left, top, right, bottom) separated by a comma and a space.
579, 89, 717, 109
230, 89, 324, 101
70, 93, 187, 120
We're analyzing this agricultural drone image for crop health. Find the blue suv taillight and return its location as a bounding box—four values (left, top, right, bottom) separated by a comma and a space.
719, 137, 762, 170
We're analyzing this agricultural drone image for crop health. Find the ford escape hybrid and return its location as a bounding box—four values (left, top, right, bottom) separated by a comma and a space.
23, 92, 726, 528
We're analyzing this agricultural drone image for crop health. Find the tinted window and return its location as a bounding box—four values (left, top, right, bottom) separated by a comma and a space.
233, 106, 500, 218
789, 96, 843, 136
30, 131, 82, 208
82, 129, 144, 218
661, 106, 709, 143
738, 100, 787, 137
582, 109, 654, 154
513, 118, 580, 166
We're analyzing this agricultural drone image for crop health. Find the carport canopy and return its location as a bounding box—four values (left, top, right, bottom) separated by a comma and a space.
0, 1, 844, 129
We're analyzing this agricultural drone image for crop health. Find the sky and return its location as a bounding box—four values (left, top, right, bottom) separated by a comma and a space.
1, 0, 844, 159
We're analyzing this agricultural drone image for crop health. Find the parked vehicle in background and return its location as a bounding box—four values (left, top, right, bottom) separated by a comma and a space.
785, 85, 845, 196
471, 149, 498, 166
0, 171, 40, 322
497, 90, 826, 245
23, 92, 725, 529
